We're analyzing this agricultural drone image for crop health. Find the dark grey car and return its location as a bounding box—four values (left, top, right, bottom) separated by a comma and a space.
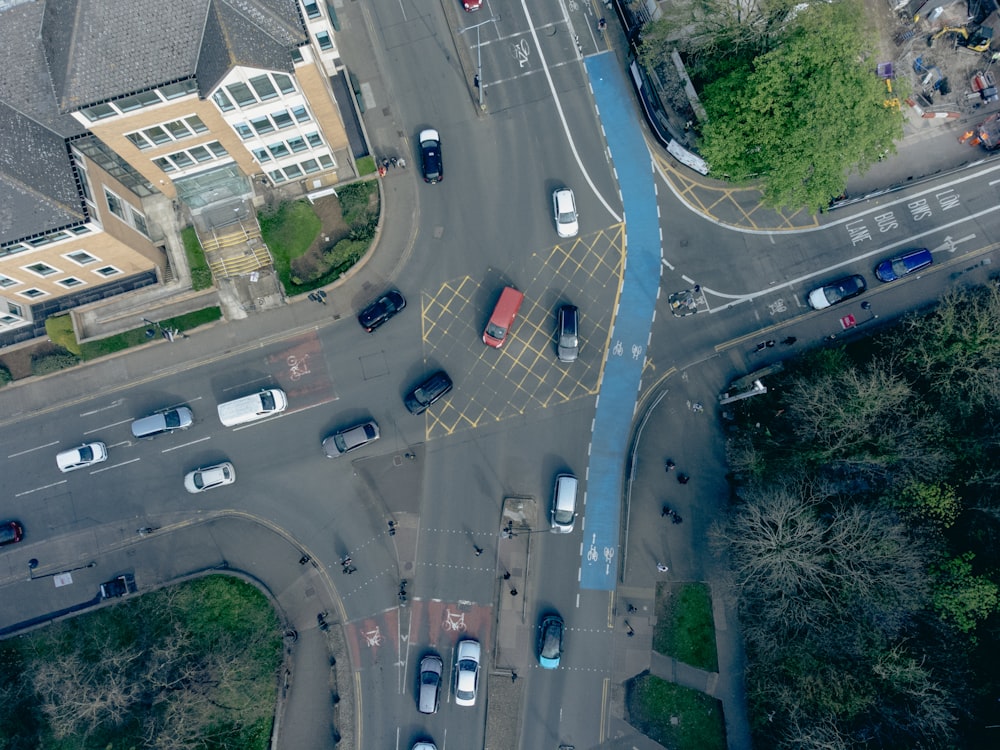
404, 370, 453, 415
557, 305, 579, 362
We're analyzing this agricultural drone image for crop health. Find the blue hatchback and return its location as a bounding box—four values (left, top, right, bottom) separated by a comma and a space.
875, 248, 932, 282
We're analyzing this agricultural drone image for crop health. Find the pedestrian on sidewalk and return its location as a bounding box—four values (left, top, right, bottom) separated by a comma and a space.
657, 563, 669, 572
661, 504, 671, 517
677, 473, 689, 484
473, 545, 483, 557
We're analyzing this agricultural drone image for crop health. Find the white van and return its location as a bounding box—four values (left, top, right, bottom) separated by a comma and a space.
550, 473, 578, 533
217, 389, 287, 427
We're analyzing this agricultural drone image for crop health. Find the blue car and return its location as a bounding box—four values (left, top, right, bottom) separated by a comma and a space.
537, 614, 564, 669
875, 248, 932, 282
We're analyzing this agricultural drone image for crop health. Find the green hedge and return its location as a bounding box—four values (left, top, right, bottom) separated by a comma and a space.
79, 307, 222, 360
31, 348, 81, 376
0, 364, 11, 387
182, 227, 213, 291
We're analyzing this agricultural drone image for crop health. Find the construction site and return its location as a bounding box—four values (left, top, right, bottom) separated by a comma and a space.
887, 0, 1000, 149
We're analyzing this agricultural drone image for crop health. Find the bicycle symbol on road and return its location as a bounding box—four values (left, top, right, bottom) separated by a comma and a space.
631, 344, 643, 360
364, 625, 383, 647
287, 353, 311, 381
604, 547, 616, 564
443, 610, 467, 632
513, 39, 530, 68
612, 340, 624, 357
587, 544, 599, 562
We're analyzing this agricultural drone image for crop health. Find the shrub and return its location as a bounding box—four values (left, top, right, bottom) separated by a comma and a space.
31, 348, 81, 376
0, 364, 11, 386
323, 238, 368, 274
336, 181, 378, 226
182, 227, 213, 291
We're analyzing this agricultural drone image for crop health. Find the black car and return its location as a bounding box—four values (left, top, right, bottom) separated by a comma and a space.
404, 370, 453, 415
100, 573, 137, 599
419, 128, 443, 183
0, 519, 24, 546
807, 274, 867, 310
358, 289, 406, 332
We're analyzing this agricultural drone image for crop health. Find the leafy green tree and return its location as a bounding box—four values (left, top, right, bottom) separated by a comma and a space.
931, 552, 1000, 636
894, 482, 962, 528
699, 0, 904, 211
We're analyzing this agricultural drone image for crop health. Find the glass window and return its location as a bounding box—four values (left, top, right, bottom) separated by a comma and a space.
189, 145, 212, 162
26, 263, 58, 276
251, 116, 275, 135
274, 73, 295, 94
285, 164, 303, 178
302, 159, 320, 173
268, 143, 290, 158
68, 226, 91, 236
143, 126, 172, 144
67, 250, 98, 265
306, 132, 323, 148
269, 169, 286, 183
207, 142, 228, 157
159, 80, 197, 99
153, 157, 176, 172
213, 90, 235, 111
164, 120, 193, 139
316, 31, 333, 50
58, 277, 85, 288
0, 275, 18, 288
186, 115, 208, 133
226, 82, 257, 107
104, 189, 125, 219
170, 151, 194, 167
19, 288, 46, 299
94, 266, 121, 278
318, 154, 334, 169
126, 132, 151, 149
117, 90, 161, 111
292, 105, 310, 123
249, 75, 278, 101
304, 0, 321, 18
130, 209, 149, 237
234, 123, 253, 140
26, 236, 54, 248
291, 47, 304, 63
253, 148, 272, 163
288, 136, 307, 153
272, 110, 293, 129
0, 315, 18, 326
0, 244, 27, 259
81, 103, 117, 121
7, 302, 22, 316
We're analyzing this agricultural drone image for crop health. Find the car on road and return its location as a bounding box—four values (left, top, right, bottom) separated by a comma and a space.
417, 653, 443, 714
552, 188, 579, 238
57, 442, 108, 473
131, 406, 194, 439
404, 370, 453, 415
100, 573, 137, 599
807, 274, 867, 310
419, 128, 443, 183
557, 304, 579, 362
412, 743, 437, 750
454, 639, 481, 707
875, 247, 933, 282
461, 0, 482, 11
537, 614, 564, 669
184, 462, 236, 493
483, 286, 525, 348
323, 420, 380, 457
550, 473, 579, 533
0, 519, 24, 547
358, 289, 406, 332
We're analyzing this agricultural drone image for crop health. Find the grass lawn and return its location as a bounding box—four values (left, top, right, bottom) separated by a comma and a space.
626, 673, 727, 750
653, 581, 719, 672
182, 226, 213, 290
259, 200, 322, 291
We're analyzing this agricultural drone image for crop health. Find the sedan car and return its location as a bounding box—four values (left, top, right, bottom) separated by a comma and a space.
874, 247, 932, 282
557, 304, 579, 363
417, 654, 443, 714
323, 420, 380, 457
553, 187, 579, 238
404, 370, 453, 415
412, 743, 438, 750
807, 274, 867, 310
56, 442, 108, 473
454, 639, 481, 706
419, 128, 443, 183
537, 614, 564, 669
0, 519, 24, 547
357, 289, 406, 332
184, 462, 236, 493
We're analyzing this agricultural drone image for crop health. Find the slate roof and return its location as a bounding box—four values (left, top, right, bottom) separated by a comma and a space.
0, 0, 307, 245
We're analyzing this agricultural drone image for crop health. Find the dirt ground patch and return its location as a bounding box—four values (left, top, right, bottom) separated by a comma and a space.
0, 340, 64, 381
289, 195, 350, 282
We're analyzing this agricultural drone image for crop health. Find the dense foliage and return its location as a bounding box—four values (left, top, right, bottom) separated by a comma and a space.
722, 284, 1000, 748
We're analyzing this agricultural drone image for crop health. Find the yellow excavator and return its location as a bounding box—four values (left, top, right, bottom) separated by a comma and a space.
930, 25, 994, 52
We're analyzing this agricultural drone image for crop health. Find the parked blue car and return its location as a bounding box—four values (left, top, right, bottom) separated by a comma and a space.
875, 248, 933, 282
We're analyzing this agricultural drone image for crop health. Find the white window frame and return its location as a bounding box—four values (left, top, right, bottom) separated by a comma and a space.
57, 277, 86, 289
65, 250, 99, 266
17, 288, 48, 300
93, 265, 123, 278
22, 261, 60, 278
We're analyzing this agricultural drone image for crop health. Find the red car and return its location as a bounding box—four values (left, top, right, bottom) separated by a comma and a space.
1, 519, 24, 546
462, 0, 483, 10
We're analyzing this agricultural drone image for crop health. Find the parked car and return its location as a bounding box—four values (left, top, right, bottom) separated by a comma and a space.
552, 188, 579, 238
0, 519, 24, 547
184, 462, 236, 493
131, 406, 194, 439
56, 442, 108, 473
483, 286, 525, 348
100, 573, 137, 599
454, 639, 481, 707
461, 0, 482, 10
807, 274, 867, 310
556, 304, 579, 362
417, 653, 443, 714
323, 420, 380, 457
419, 128, 443, 183
412, 743, 438, 750
874, 247, 933, 282
404, 370, 453, 415
358, 289, 406, 332
537, 614, 564, 669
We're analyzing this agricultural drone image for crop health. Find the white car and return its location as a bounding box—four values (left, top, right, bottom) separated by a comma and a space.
454, 639, 481, 707
56, 442, 108, 473
553, 188, 578, 238
184, 462, 236, 493
412, 743, 437, 750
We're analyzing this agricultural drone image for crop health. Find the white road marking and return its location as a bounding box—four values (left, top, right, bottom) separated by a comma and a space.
90, 458, 141, 474
15, 479, 67, 497
161, 436, 212, 453
8, 441, 59, 459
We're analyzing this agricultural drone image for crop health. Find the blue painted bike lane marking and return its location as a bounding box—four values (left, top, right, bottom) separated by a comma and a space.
581, 53, 663, 590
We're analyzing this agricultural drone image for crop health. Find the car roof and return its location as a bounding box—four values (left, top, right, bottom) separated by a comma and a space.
457, 640, 480, 660
419, 128, 440, 142
555, 188, 574, 210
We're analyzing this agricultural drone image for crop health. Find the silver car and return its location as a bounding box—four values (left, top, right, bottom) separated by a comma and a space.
417, 653, 443, 714
557, 305, 579, 363
454, 639, 481, 707
322, 420, 380, 457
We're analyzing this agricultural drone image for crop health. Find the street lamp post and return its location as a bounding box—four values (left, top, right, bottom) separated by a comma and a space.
459, 17, 496, 111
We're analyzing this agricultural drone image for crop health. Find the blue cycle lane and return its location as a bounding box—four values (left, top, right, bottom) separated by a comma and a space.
580, 53, 663, 591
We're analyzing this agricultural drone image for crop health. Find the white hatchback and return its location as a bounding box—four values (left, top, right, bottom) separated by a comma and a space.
552, 188, 578, 238
454, 639, 481, 707
184, 462, 236, 493
56, 442, 108, 473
